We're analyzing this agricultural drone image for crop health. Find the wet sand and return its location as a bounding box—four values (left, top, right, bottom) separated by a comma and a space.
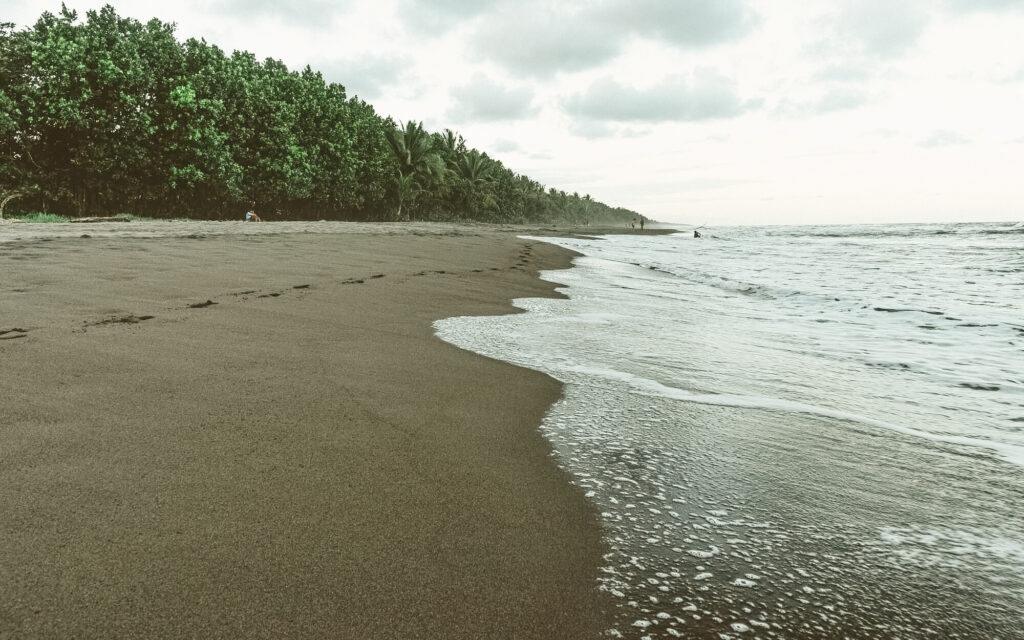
0, 222, 622, 638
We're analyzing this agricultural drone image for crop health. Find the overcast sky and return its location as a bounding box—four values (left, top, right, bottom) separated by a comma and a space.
5, 0, 1024, 225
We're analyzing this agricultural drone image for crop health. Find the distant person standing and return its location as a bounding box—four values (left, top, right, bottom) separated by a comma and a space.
640, 218, 645, 230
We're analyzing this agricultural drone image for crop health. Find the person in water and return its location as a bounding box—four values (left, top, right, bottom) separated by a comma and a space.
694, 230, 701, 238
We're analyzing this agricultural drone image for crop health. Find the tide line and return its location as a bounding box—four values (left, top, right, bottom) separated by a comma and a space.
562, 364, 1024, 470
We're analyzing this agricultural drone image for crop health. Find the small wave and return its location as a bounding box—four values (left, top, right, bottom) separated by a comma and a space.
874, 307, 946, 315
751, 221, 1022, 240
980, 226, 1024, 235
633, 262, 802, 302
878, 526, 1024, 567
563, 364, 1024, 470
959, 382, 1001, 392
765, 227, 964, 240
866, 361, 912, 371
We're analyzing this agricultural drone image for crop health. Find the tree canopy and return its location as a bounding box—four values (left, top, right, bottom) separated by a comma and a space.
0, 5, 642, 224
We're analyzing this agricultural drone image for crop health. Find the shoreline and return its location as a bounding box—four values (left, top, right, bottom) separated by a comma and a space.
0, 223, 624, 637
0, 218, 680, 243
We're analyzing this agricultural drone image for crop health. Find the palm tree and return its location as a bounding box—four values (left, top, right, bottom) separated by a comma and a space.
454, 149, 494, 185
386, 121, 446, 184
450, 149, 498, 218
393, 173, 419, 221
580, 193, 593, 224
385, 121, 446, 219
435, 128, 463, 157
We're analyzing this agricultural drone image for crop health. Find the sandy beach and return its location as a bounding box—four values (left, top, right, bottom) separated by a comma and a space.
0, 221, 637, 638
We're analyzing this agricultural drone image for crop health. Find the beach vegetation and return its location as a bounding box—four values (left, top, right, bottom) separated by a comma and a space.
0, 6, 642, 225
9, 212, 73, 223
392, 173, 419, 221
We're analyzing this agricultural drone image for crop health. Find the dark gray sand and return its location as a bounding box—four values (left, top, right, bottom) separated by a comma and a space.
0, 223, 618, 638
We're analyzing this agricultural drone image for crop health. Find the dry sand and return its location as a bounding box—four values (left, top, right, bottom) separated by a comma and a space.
0, 221, 626, 638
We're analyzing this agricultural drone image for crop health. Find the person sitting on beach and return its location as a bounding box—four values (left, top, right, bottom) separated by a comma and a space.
245, 203, 262, 222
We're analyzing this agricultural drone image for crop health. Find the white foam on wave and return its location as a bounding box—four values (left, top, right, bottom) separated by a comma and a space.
569, 312, 623, 325
435, 232, 1024, 638
561, 363, 1024, 469
878, 526, 1024, 567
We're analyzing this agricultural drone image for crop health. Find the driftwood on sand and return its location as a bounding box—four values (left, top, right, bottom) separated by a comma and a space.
0, 191, 24, 220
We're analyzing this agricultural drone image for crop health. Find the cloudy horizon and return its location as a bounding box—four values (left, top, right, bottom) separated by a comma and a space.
5, 0, 1023, 225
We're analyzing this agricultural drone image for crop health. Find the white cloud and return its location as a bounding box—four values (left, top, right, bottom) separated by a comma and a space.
491, 138, 521, 153
447, 74, 537, 122
316, 55, 411, 100
944, 0, 1024, 13
1005, 66, 1024, 83
469, 0, 757, 78
6, 0, 1023, 224
815, 88, 870, 113
396, 0, 507, 33
919, 130, 972, 147
814, 0, 931, 59
814, 63, 874, 83
596, 0, 757, 48
564, 71, 754, 125
470, 6, 621, 77
208, 0, 346, 28
567, 119, 617, 140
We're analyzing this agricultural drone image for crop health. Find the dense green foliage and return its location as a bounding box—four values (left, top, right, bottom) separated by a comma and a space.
8, 212, 74, 223
0, 6, 641, 224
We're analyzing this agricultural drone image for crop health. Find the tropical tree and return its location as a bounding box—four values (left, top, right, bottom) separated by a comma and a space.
448, 148, 497, 217
0, 5, 645, 225
454, 149, 494, 185
393, 172, 418, 220
433, 128, 464, 169
385, 120, 445, 184
384, 120, 446, 218
0, 21, 33, 211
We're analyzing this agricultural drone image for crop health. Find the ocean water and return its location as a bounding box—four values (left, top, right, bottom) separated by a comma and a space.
435, 222, 1024, 639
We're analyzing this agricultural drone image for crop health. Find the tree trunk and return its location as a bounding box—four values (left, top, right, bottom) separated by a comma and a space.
0, 192, 24, 220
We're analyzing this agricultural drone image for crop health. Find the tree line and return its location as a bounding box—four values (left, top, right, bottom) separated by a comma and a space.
0, 6, 642, 224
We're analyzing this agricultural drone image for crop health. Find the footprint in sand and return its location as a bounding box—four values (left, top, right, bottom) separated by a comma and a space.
341, 274, 387, 284
83, 314, 155, 329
